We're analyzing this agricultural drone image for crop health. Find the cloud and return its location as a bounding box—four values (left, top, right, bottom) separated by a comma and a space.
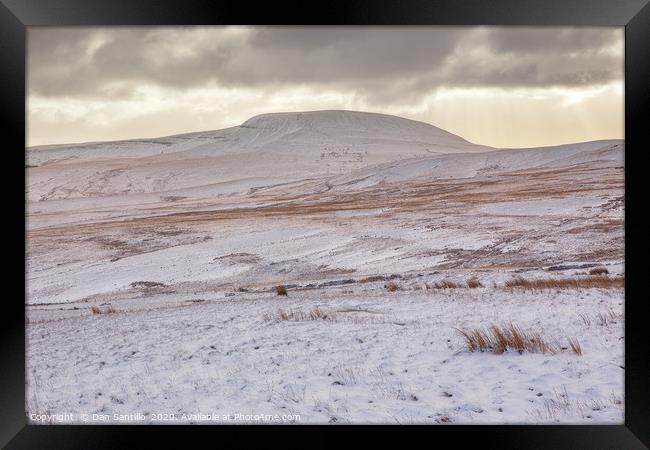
27, 26, 623, 148
28, 26, 622, 103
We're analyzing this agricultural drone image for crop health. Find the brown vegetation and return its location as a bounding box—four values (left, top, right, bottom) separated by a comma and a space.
359, 275, 386, 283
504, 275, 623, 290
29, 159, 623, 241
385, 281, 400, 292
567, 337, 582, 356
466, 277, 483, 288
430, 280, 462, 289
454, 323, 582, 355
275, 285, 288, 296
589, 267, 609, 275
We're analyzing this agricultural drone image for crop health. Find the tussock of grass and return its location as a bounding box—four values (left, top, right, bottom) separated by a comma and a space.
430, 280, 462, 289
567, 337, 582, 356
528, 386, 620, 422
275, 285, 288, 296
596, 308, 624, 326
504, 275, 623, 290
91, 306, 116, 315
578, 308, 623, 327
578, 313, 592, 326
385, 281, 400, 292
466, 277, 483, 288
264, 307, 335, 322
589, 267, 609, 275
454, 323, 582, 355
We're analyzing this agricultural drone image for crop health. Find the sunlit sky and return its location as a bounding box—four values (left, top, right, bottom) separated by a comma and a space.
27, 26, 623, 148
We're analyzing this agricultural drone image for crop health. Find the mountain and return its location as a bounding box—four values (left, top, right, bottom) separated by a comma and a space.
26, 110, 624, 307
26, 110, 622, 204
26, 110, 491, 202
221, 110, 485, 154
27, 110, 488, 165
320, 139, 623, 192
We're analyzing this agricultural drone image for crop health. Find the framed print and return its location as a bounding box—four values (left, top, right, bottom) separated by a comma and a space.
2, 0, 649, 448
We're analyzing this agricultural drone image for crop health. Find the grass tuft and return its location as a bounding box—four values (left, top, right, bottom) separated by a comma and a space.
466, 277, 483, 288
275, 285, 288, 296
589, 267, 609, 275
91, 305, 116, 315
567, 337, 582, 356
454, 323, 582, 355
504, 275, 623, 290
430, 280, 462, 289
385, 281, 400, 292
264, 307, 335, 322
596, 308, 624, 327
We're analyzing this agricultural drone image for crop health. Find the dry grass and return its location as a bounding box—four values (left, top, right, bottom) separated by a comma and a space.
264, 307, 335, 322
275, 285, 288, 296
504, 275, 623, 290
527, 386, 621, 422
430, 280, 462, 289
454, 323, 582, 355
359, 275, 386, 283
29, 160, 622, 240
466, 277, 483, 288
578, 308, 623, 328
596, 308, 624, 327
434, 415, 452, 424
578, 313, 592, 326
130, 281, 167, 289
567, 337, 582, 356
385, 281, 400, 292
91, 305, 116, 315
589, 267, 609, 275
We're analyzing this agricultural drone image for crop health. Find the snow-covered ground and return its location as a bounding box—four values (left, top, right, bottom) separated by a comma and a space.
26, 110, 624, 424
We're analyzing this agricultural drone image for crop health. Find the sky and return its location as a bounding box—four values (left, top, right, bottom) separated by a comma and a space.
27, 26, 623, 148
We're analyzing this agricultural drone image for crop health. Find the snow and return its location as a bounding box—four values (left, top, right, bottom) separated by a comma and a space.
26, 285, 624, 424
477, 197, 609, 217
26, 110, 624, 424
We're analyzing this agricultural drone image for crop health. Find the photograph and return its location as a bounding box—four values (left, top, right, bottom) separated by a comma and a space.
25, 26, 625, 425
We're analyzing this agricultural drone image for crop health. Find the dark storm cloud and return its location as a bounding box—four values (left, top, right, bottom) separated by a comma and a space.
485, 27, 618, 54
236, 28, 463, 82
28, 27, 622, 101
28, 28, 236, 97
445, 28, 622, 87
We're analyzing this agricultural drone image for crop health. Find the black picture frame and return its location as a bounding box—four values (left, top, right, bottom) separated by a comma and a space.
2, 0, 648, 448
